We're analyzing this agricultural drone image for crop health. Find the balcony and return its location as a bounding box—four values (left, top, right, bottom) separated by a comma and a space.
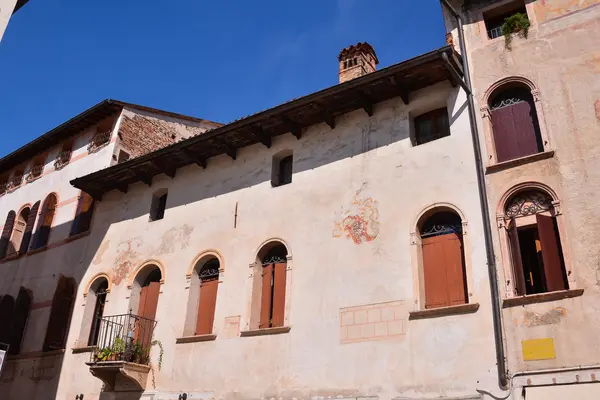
87, 130, 112, 153
6, 174, 23, 192
54, 150, 72, 170
26, 164, 44, 183
86, 313, 157, 392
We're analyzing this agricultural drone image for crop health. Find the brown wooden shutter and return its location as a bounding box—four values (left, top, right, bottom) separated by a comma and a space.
271, 263, 287, 327
43, 277, 75, 351
139, 282, 160, 322
259, 264, 273, 328
422, 233, 466, 309
422, 236, 448, 309
20, 201, 40, 254
491, 100, 539, 162
71, 192, 94, 235
508, 219, 527, 296
34, 195, 57, 249
444, 234, 467, 306
0, 295, 15, 345
195, 279, 218, 335
536, 214, 567, 292
0, 211, 16, 258
9, 288, 31, 355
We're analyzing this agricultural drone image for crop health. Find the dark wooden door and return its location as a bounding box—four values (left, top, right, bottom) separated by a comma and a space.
491, 100, 540, 162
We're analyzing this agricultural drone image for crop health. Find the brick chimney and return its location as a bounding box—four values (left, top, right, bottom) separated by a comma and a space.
338, 42, 379, 83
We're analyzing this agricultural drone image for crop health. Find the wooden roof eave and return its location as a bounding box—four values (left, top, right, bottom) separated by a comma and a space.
71, 46, 461, 198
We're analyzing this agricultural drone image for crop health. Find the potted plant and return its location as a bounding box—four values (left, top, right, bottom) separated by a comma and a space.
501, 12, 531, 49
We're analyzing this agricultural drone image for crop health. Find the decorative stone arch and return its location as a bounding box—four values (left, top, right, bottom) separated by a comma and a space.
410, 203, 475, 311
479, 76, 551, 165
83, 272, 113, 298
186, 249, 225, 279
244, 238, 293, 331
127, 259, 166, 289
182, 250, 225, 337
494, 181, 575, 298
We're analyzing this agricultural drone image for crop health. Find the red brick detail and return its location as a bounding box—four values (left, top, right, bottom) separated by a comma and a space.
339, 300, 406, 343
31, 300, 53, 310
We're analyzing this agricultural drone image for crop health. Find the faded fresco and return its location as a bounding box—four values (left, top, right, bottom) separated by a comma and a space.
333, 186, 380, 244
534, 0, 599, 23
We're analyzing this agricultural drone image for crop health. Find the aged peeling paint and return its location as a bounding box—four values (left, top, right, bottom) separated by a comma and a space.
92, 239, 110, 265
534, 0, 599, 23
111, 237, 143, 285
595, 99, 600, 122
514, 307, 567, 327
155, 224, 194, 255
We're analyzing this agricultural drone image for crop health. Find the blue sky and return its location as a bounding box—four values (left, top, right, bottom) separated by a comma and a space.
0, 0, 446, 158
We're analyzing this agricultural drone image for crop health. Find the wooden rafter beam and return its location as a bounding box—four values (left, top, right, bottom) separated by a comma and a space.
136, 172, 153, 186
214, 138, 237, 160
389, 75, 410, 105
250, 125, 272, 148
183, 149, 207, 169
116, 183, 128, 194
151, 159, 176, 179
314, 102, 335, 129
357, 90, 374, 117
280, 116, 302, 140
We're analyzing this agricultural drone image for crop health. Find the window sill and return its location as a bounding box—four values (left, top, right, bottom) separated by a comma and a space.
486, 151, 554, 174
72, 345, 96, 354
503, 289, 584, 308
27, 246, 48, 256
409, 303, 480, 320
65, 230, 91, 242
3, 252, 23, 262
240, 326, 291, 337
8, 348, 65, 360
175, 334, 217, 344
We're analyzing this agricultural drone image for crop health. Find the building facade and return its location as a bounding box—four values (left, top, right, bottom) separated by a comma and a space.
442, 0, 600, 399
0, 101, 219, 399
36, 44, 504, 400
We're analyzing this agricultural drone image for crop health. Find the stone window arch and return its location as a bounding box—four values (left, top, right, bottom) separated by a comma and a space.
183, 253, 223, 337
31, 193, 58, 250
245, 239, 292, 331
496, 184, 573, 298
411, 204, 476, 312
481, 77, 551, 165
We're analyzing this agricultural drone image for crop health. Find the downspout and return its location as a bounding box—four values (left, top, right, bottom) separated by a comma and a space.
439, 0, 508, 389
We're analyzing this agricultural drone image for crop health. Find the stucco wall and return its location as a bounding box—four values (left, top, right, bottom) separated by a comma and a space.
54, 84, 501, 400
443, 0, 600, 396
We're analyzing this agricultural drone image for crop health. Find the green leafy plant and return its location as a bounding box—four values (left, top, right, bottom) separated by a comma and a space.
94, 338, 126, 362
501, 12, 530, 49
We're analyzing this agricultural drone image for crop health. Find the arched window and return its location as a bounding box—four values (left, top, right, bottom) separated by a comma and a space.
9, 205, 35, 256
0, 295, 15, 346
489, 85, 543, 162
259, 244, 288, 328
504, 189, 567, 295
20, 201, 40, 254
87, 278, 108, 346
43, 276, 76, 351
9, 287, 31, 355
32, 194, 57, 250
0, 211, 16, 258
194, 258, 220, 335
419, 211, 467, 309
70, 191, 95, 236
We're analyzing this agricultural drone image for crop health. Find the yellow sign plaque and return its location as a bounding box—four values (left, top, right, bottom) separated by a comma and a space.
522, 338, 556, 361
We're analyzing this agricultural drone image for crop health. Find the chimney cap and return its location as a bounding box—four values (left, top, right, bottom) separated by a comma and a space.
338, 42, 379, 64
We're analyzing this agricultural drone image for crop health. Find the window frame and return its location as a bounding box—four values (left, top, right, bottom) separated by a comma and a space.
413, 107, 451, 146
149, 190, 168, 222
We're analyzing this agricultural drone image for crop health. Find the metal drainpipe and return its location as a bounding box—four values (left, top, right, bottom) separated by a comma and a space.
440, 0, 508, 389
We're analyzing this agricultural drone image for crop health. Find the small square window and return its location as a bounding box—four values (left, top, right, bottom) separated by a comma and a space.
414, 108, 450, 146
271, 153, 293, 187
483, 1, 528, 40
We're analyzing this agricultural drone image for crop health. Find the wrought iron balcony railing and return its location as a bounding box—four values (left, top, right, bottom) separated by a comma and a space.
88, 130, 112, 153
488, 26, 503, 39
90, 313, 156, 366
26, 164, 44, 182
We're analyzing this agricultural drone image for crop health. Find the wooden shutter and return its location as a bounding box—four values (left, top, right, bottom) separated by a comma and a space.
259, 264, 273, 328
0, 295, 15, 345
491, 100, 539, 162
0, 211, 16, 258
508, 219, 527, 295
20, 202, 40, 254
195, 279, 218, 335
279, 156, 293, 186
71, 192, 94, 236
271, 263, 287, 327
138, 282, 160, 321
422, 233, 466, 309
536, 214, 567, 292
157, 194, 167, 220
43, 277, 75, 351
9, 288, 31, 355
33, 195, 57, 249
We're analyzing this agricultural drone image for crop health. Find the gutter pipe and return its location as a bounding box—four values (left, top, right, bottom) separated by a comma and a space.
439, 0, 509, 389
